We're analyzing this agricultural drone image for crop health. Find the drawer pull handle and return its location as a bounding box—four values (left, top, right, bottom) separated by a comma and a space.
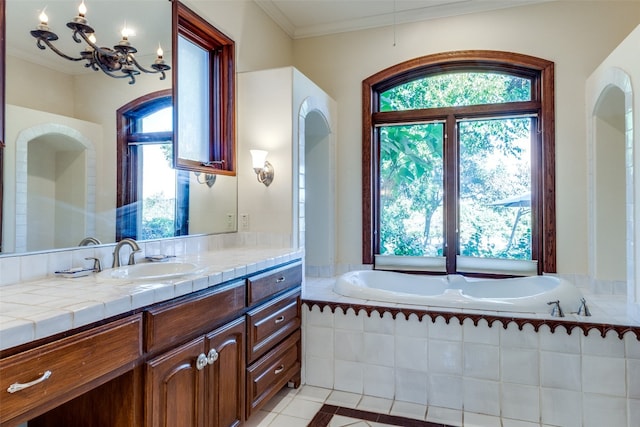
196, 353, 208, 371
274, 315, 286, 324
7, 370, 52, 393
275, 277, 286, 283
274, 365, 285, 375
207, 349, 219, 365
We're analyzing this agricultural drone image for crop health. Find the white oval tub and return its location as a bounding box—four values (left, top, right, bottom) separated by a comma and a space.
333, 270, 586, 314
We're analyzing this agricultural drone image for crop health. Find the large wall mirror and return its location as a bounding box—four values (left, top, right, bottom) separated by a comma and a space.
1, 0, 237, 254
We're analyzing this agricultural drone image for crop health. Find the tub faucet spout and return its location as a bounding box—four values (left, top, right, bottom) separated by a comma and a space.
577, 298, 591, 316
547, 300, 564, 317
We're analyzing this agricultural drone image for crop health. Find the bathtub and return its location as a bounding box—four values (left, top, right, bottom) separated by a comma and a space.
333, 270, 586, 315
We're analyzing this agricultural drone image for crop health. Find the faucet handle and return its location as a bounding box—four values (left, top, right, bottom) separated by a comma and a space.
128, 249, 142, 266
577, 298, 591, 316
85, 257, 102, 273
547, 300, 564, 317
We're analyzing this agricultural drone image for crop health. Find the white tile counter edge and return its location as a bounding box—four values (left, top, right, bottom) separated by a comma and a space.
0, 247, 303, 351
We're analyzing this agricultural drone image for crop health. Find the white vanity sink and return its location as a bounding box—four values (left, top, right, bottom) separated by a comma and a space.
100, 262, 203, 281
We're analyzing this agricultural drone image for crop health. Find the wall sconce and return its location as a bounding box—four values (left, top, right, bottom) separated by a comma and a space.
250, 150, 274, 187
194, 172, 216, 188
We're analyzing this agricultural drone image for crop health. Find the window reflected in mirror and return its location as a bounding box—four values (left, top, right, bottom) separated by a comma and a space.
117, 90, 188, 241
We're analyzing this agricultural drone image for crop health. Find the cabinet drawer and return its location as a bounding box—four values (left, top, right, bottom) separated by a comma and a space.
0, 314, 142, 425
247, 288, 300, 363
247, 261, 302, 306
246, 330, 301, 418
145, 280, 246, 353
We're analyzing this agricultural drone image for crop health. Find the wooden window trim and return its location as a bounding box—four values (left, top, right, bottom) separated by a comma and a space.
362, 50, 556, 274
173, 1, 236, 175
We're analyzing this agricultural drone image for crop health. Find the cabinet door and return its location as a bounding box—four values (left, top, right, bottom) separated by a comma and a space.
204, 317, 246, 427
145, 337, 207, 427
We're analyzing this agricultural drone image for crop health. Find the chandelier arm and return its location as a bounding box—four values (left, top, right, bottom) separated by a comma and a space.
128, 56, 161, 74
36, 38, 86, 61
73, 30, 126, 61
129, 56, 169, 81
91, 58, 135, 83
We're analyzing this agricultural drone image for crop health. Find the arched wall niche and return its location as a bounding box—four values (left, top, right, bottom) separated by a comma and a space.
586, 66, 637, 320
14, 123, 96, 252
297, 96, 336, 277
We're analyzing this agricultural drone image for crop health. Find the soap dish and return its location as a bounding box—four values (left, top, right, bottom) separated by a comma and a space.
54, 267, 95, 278
145, 255, 176, 262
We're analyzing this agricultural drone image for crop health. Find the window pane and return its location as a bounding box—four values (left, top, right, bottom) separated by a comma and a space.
177, 35, 210, 161
380, 72, 531, 111
141, 107, 173, 133
458, 118, 532, 260
379, 123, 444, 256
140, 143, 177, 239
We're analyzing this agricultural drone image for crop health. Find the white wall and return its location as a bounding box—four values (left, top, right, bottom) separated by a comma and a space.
237, 66, 337, 259
587, 23, 640, 319
5, 56, 75, 116
182, 0, 293, 72
292, 1, 640, 275
238, 67, 294, 236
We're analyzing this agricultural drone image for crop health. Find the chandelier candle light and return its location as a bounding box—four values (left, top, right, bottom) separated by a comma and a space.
31, 1, 170, 84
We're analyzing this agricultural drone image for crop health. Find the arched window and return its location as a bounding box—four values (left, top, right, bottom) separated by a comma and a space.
116, 90, 188, 240
363, 51, 555, 276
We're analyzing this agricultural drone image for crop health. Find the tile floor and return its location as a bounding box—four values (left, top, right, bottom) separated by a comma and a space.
244, 384, 551, 427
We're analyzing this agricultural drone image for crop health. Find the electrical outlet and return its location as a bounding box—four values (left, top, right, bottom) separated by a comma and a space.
240, 213, 250, 231
226, 213, 235, 231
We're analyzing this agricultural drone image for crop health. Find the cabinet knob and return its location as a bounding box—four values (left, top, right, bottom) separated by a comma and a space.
274, 315, 286, 324
207, 348, 219, 365
275, 276, 286, 283
196, 353, 208, 370
274, 364, 285, 375
7, 370, 52, 393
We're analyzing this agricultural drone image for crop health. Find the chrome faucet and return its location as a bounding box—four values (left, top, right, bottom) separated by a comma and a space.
78, 236, 102, 246
85, 257, 102, 273
547, 300, 565, 317
112, 238, 141, 268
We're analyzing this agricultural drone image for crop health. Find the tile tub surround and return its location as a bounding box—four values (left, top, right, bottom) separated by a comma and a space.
0, 234, 300, 352
302, 278, 640, 427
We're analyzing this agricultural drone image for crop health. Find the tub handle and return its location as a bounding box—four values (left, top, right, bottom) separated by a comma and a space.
547, 300, 564, 317
577, 298, 591, 316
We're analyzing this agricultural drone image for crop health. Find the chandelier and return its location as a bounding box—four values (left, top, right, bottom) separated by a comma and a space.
30, 1, 170, 85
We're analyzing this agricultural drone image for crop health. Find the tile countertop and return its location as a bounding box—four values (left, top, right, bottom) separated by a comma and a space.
0, 247, 303, 351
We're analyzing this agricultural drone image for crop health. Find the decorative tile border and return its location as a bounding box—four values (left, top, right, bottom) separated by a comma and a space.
302, 299, 640, 341
308, 404, 453, 427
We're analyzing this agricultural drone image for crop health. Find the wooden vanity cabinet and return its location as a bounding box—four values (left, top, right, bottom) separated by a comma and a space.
0, 259, 303, 427
245, 262, 302, 419
145, 317, 245, 427
144, 280, 247, 427
0, 314, 143, 427
247, 261, 303, 306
